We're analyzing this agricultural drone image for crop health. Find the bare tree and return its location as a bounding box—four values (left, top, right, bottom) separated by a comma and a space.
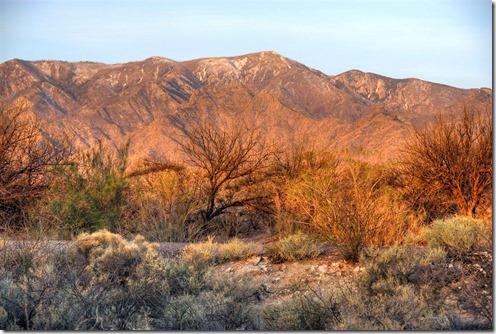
400, 107, 492, 218
176, 120, 272, 223
0, 103, 71, 227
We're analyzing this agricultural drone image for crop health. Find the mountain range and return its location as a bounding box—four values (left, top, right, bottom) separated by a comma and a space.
0, 51, 492, 165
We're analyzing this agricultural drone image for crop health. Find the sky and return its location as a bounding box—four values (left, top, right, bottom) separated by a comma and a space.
0, 0, 492, 89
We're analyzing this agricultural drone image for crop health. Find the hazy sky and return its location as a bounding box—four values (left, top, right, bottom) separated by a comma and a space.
0, 0, 491, 89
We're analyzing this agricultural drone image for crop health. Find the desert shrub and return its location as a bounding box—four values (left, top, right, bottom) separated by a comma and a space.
158, 275, 261, 330
283, 159, 420, 262
359, 246, 459, 296
165, 256, 214, 296
266, 232, 322, 262
125, 167, 205, 242
261, 289, 342, 330
333, 246, 461, 330
420, 216, 486, 258
0, 238, 68, 330
54, 229, 170, 330
338, 283, 451, 330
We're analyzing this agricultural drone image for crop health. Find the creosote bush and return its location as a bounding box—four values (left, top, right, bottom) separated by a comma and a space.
265, 231, 322, 262
419, 216, 486, 258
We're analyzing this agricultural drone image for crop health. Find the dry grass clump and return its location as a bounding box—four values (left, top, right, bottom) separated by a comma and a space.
266, 232, 322, 262
419, 216, 486, 258
217, 238, 262, 263
182, 236, 263, 266
181, 236, 217, 266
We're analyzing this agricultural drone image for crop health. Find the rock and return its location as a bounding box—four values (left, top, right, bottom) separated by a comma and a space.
279, 264, 287, 271
225, 267, 234, 273
353, 266, 364, 273
261, 284, 271, 293
252, 256, 262, 266
317, 264, 328, 274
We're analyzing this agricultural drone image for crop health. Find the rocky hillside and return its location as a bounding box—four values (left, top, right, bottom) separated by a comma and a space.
0, 51, 491, 164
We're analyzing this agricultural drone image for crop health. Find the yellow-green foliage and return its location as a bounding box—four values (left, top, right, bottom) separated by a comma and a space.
266, 232, 322, 262
420, 216, 486, 257
182, 236, 262, 265
217, 238, 262, 263
182, 236, 217, 267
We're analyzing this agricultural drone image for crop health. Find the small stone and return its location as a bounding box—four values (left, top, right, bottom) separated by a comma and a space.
225, 267, 234, 273
252, 256, 262, 266
272, 277, 281, 283
317, 265, 328, 274
262, 284, 271, 293
279, 264, 287, 271
353, 266, 363, 273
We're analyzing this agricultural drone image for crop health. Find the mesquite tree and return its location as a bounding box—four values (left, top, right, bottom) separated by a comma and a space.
176, 120, 271, 223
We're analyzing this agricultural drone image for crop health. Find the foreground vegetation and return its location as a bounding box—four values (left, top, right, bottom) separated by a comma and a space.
0, 217, 491, 330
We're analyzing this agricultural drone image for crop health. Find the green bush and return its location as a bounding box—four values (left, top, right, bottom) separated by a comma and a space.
266, 232, 322, 262
420, 217, 486, 257
37, 141, 130, 235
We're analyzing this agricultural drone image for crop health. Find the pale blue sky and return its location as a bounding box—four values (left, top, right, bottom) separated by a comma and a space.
0, 0, 491, 88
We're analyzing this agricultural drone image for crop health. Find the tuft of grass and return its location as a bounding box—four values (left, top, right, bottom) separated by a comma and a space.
181, 236, 218, 267
182, 236, 263, 265
266, 232, 322, 262
217, 238, 262, 263
420, 216, 486, 258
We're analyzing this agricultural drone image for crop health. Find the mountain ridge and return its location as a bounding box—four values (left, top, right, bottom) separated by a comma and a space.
0, 51, 492, 164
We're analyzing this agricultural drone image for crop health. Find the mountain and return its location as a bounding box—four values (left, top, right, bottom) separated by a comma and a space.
0, 51, 491, 165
